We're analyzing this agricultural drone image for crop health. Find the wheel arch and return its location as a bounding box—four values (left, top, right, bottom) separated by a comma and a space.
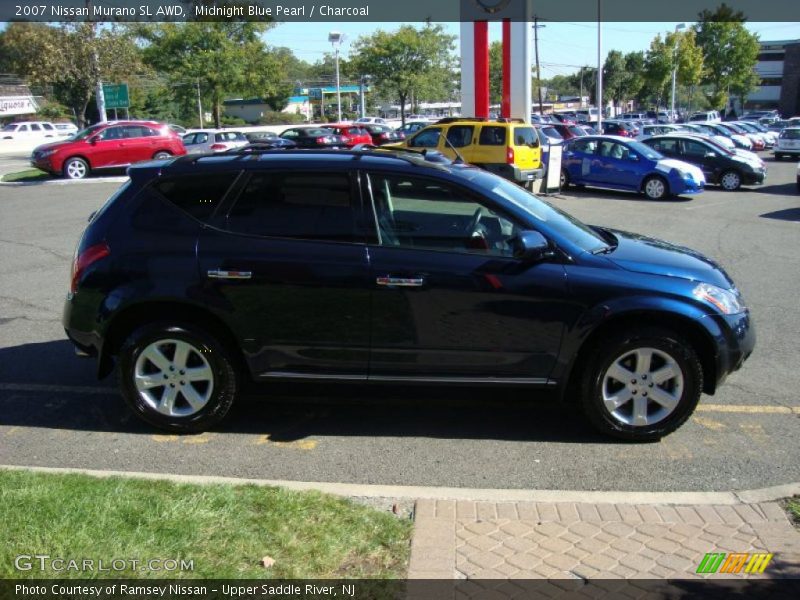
100, 301, 247, 379
564, 309, 719, 400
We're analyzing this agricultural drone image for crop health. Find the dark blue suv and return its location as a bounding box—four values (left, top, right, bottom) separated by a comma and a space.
63, 149, 754, 441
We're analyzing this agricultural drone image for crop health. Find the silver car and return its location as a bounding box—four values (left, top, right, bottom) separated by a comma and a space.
182, 130, 248, 154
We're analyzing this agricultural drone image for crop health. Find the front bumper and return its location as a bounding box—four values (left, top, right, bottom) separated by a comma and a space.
31, 157, 58, 174
710, 309, 756, 389
742, 169, 767, 185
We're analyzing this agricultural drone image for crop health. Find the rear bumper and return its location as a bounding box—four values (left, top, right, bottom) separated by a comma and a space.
775, 148, 800, 156
485, 164, 545, 183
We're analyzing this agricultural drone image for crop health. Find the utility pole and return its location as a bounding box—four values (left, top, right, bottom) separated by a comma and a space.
533, 17, 545, 116
196, 79, 204, 128
596, 0, 603, 131
86, 0, 106, 123
670, 23, 686, 120
328, 32, 343, 122
579, 66, 585, 107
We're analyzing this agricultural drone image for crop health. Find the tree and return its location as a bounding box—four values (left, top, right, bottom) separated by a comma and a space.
351, 24, 456, 124
603, 50, 627, 111
643, 34, 674, 108
674, 30, 704, 113
136, 22, 284, 127
489, 41, 503, 105
0, 22, 143, 126
622, 51, 646, 107
694, 3, 760, 111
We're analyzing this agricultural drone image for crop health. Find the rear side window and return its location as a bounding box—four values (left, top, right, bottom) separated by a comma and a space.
224, 172, 356, 243
155, 173, 239, 222
479, 126, 506, 145
513, 127, 538, 147
446, 125, 474, 147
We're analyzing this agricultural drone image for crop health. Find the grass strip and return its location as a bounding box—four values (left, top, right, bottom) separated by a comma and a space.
0, 470, 411, 579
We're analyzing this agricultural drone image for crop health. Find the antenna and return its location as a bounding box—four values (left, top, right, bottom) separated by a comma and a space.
441, 133, 465, 164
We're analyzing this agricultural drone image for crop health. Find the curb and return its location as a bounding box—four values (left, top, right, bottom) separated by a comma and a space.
2, 464, 798, 506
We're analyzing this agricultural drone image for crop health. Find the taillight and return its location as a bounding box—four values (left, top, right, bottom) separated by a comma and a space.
70, 242, 110, 293
342, 136, 350, 143
506, 146, 515, 164
316, 136, 330, 143
209, 143, 227, 151
380, 133, 390, 139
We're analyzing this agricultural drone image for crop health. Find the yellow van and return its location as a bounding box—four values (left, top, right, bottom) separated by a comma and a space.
388, 118, 544, 187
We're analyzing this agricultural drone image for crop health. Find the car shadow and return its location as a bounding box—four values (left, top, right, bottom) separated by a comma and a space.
754, 182, 798, 196
558, 187, 693, 203
760, 207, 800, 222
0, 339, 618, 444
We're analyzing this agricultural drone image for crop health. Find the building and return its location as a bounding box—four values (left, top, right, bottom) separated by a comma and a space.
0, 81, 38, 119
746, 39, 800, 117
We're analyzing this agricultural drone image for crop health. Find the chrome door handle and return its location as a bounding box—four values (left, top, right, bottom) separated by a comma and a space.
376, 276, 424, 287
207, 270, 252, 280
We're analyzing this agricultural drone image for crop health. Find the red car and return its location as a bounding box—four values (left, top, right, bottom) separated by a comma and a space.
552, 123, 589, 140
31, 121, 186, 179
325, 124, 373, 147
362, 124, 405, 145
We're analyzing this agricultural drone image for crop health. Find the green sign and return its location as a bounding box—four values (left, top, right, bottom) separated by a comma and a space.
102, 83, 129, 109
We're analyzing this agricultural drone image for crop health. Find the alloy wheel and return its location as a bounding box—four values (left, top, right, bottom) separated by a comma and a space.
601, 347, 684, 427
134, 339, 214, 417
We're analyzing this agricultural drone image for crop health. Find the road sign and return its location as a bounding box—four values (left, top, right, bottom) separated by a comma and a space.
103, 83, 129, 109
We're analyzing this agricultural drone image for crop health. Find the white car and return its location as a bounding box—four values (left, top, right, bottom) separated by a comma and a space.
635, 124, 688, 141
1, 121, 59, 140
681, 124, 736, 151
182, 130, 248, 154
54, 123, 78, 136
688, 110, 722, 123
774, 127, 800, 160
355, 117, 387, 124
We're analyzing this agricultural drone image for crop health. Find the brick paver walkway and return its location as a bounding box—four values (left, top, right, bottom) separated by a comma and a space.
409, 499, 800, 580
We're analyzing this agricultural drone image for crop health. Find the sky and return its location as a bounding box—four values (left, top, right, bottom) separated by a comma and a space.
265, 21, 800, 78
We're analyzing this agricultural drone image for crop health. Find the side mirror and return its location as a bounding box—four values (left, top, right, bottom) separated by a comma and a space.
88, 135, 98, 145
511, 230, 551, 261
704, 151, 716, 158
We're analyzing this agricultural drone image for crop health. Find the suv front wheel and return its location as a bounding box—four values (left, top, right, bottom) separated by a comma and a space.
580, 327, 702, 442
118, 323, 238, 432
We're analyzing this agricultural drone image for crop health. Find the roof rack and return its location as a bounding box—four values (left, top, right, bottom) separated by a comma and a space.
175, 146, 454, 167
435, 117, 526, 124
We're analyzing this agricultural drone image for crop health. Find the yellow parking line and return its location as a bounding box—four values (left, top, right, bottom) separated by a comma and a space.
697, 404, 800, 414
255, 434, 318, 450
692, 416, 727, 431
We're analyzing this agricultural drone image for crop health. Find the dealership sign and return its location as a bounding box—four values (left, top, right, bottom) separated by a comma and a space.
0, 95, 38, 116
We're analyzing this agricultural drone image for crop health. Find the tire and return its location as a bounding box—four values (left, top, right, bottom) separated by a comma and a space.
719, 169, 742, 191
580, 327, 703, 442
153, 151, 172, 160
118, 322, 239, 433
63, 157, 89, 180
642, 175, 668, 200
560, 169, 570, 189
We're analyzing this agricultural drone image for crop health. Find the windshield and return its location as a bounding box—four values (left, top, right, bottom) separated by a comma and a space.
475, 172, 609, 253
780, 128, 800, 139
625, 140, 662, 160
72, 124, 105, 141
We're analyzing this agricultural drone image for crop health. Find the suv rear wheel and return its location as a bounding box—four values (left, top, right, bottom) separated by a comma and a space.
118, 323, 238, 432
580, 327, 702, 442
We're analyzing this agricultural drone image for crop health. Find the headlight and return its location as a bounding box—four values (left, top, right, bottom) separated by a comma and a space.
38, 149, 57, 158
693, 282, 744, 315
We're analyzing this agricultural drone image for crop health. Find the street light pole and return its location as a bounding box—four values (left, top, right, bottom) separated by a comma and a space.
328, 31, 343, 122
670, 23, 686, 120
533, 18, 545, 117
597, 0, 603, 131
196, 79, 203, 128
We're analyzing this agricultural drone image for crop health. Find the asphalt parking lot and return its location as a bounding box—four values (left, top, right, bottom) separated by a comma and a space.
1, 155, 798, 492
